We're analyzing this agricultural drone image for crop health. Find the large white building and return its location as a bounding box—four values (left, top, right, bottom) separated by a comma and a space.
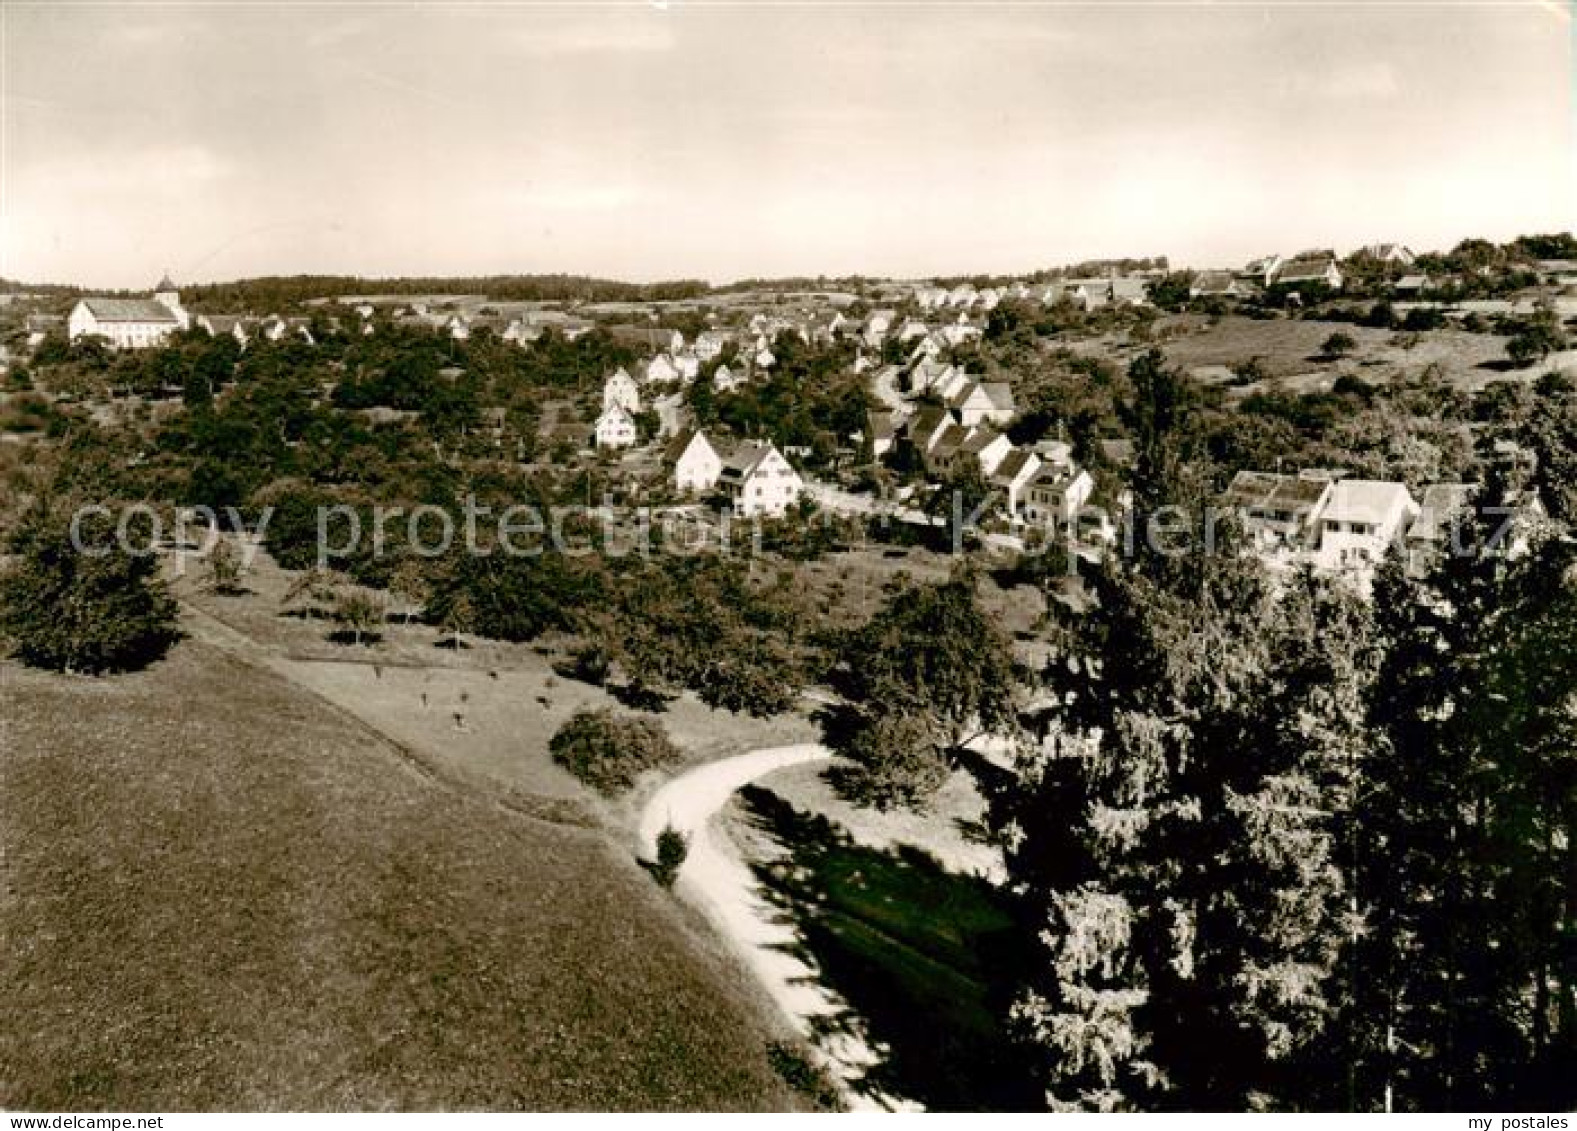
68, 276, 190, 349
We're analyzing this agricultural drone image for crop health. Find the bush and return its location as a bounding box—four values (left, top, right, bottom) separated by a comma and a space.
651, 823, 689, 888
549, 708, 681, 794
0, 501, 180, 674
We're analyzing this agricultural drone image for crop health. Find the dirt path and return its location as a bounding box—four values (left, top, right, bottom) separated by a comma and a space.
638, 744, 916, 1112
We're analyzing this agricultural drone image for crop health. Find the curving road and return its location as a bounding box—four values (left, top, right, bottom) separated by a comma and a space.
639, 744, 914, 1111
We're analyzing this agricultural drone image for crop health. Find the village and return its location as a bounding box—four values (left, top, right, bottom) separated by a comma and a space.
19, 236, 1572, 594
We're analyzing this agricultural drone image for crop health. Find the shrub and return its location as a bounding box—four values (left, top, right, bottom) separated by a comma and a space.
651, 824, 690, 888
0, 500, 180, 674
549, 708, 681, 794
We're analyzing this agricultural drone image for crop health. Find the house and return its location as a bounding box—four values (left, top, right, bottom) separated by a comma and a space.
603, 368, 642, 414
1022, 465, 1096, 528
956, 428, 1014, 477
261, 315, 314, 345
866, 411, 898, 459
1221, 470, 1335, 551
644, 353, 681, 384
925, 423, 973, 475
719, 441, 803, 516
196, 314, 251, 346
897, 318, 932, 344
991, 449, 1044, 521
1240, 255, 1284, 285
909, 357, 957, 395
1190, 271, 1250, 299
502, 318, 543, 346
1276, 256, 1344, 291
1363, 243, 1416, 266
1393, 274, 1432, 296
754, 347, 776, 370
949, 381, 1015, 428
863, 309, 897, 342
947, 283, 979, 308
1311, 480, 1419, 573
675, 352, 701, 381
712, 362, 745, 393
1109, 278, 1150, 306
68, 275, 189, 349
906, 406, 954, 454
668, 429, 725, 493
693, 329, 733, 362
593, 403, 638, 449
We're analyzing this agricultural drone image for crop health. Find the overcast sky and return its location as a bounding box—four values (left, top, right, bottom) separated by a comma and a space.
2, 1, 1572, 288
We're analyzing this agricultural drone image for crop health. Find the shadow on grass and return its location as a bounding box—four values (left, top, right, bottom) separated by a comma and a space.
736, 784, 1038, 1111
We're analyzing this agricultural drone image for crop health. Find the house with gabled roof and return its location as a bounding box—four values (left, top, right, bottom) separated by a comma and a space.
991, 449, 1043, 521
1311, 479, 1418, 573
196, 314, 252, 347
603, 368, 642, 414
668, 428, 726, 493
719, 441, 803, 516
1276, 256, 1344, 290
593, 403, 638, 449
1022, 464, 1096, 528
644, 353, 681, 384
956, 428, 1014, 477
950, 381, 1016, 428
712, 362, 745, 393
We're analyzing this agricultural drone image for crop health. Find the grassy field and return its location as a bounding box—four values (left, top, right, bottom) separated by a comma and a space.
1156, 314, 1515, 388
0, 641, 804, 1111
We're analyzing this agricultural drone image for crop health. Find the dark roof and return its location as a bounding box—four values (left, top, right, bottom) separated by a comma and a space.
79, 297, 180, 323
992, 449, 1038, 483
1223, 469, 1331, 514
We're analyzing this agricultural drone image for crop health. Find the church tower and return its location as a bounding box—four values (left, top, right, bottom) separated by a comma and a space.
152, 273, 190, 328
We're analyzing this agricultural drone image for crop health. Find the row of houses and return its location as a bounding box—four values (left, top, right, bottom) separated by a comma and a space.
1222, 467, 1545, 580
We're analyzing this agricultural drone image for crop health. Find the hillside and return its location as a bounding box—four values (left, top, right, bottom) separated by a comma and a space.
0, 641, 799, 1111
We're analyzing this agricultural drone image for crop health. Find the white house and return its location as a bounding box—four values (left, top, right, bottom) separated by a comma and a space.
1312, 480, 1419, 573
594, 403, 639, 449
1276, 257, 1345, 291
603, 368, 642, 414
991, 449, 1044, 521
68, 275, 189, 349
644, 353, 681, 384
720, 441, 803, 517
712, 362, 745, 393
196, 314, 251, 347
950, 381, 1016, 428
1022, 465, 1096, 528
669, 429, 725, 493
693, 329, 732, 362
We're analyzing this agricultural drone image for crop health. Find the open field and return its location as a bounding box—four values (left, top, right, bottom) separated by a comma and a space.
1155, 314, 1529, 388
0, 641, 803, 1110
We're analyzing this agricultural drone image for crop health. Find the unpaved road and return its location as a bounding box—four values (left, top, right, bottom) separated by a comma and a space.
639, 744, 915, 1111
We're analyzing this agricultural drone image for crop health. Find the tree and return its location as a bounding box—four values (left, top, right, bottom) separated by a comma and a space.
1002, 554, 1375, 1110
0, 499, 180, 674
205, 537, 245, 595
652, 824, 690, 888
835, 563, 1017, 747
1322, 331, 1357, 360
388, 555, 431, 625
828, 709, 949, 811
549, 708, 681, 794
331, 584, 386, 646
1506, 316, 1566, 368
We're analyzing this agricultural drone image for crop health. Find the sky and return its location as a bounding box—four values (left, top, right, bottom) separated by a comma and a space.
1, 0, 1573, 288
